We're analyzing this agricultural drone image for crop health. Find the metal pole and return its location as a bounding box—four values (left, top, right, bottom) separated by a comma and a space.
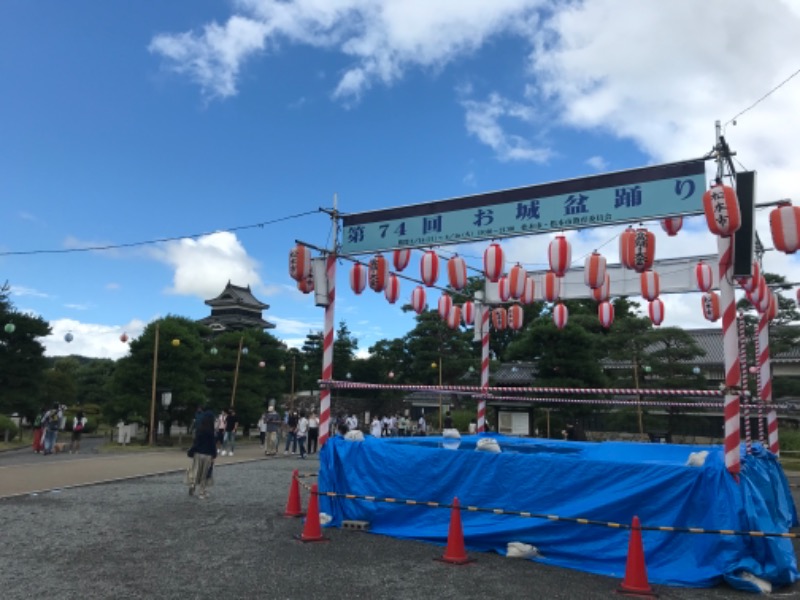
149, 322, 160, 446
230, 336, 244, 408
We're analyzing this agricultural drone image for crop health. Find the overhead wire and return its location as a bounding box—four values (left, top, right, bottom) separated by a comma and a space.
723, 65, 800, 130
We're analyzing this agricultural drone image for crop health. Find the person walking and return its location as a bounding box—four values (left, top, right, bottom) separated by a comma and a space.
216, 409, 227, 455
307, 412, 319, 454
223, 408, 238, 456
295, 410, 309, 459
187, 413, 217, 500
265, 403, 281, 456
417, 414, 427, 436
370, 415, 382, 438
257, 411, 267, 449
69, 411, 87, 454
32, 408, 45, 453
283, 411, 298, 455
42, 404, 63, 455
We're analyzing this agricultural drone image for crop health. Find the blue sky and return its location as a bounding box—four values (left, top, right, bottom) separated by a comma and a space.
2, 0, 800, 360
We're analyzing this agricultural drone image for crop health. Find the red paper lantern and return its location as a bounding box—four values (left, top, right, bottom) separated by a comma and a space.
598, 301, 614, 329
492, 307, 508, 330
767, 290, 778, 321
368, 254, 388, 292
756, 286, 772, 314
737, 261, 761, 293
701, 291, 720, 322
622, 227, 655, 273
548, 235, 571, 277
648, 298, 664, 326
520, 276, 535, 305
120, 332, 129, 343
770, 203, 800, 254
289, 244, 311, 282
349, 262, 368, 295
703, 183, 741, 237
484, 243, 504, 283
438, 294, 453, 320
584, 252, 607, 290
462, 301, 475, 326
420, 251, 439, 287
384, 273, 400, 304
640, 270, 660, 301
660, 216, 683, 236
543, 271, 561, 302
619, 227, 636, 270
497, 276, 512, 303
695, 261, 713, 292
447, 255, 467, 290
393, 248, 411, 271
297, 273, 314, 294
591, 272, 611, 302
410, 286, 427, 314
508, 264, 527, 299
552, 303, 568, 329
508, 304, 524, 331
447, 306, 462, 330
748, 275, 768, 309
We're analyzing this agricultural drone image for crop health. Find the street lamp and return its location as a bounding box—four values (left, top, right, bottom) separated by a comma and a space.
149, 323, 179, 446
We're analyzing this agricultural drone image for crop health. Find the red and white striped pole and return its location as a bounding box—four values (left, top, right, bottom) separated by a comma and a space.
736, 311, 751, 454
318, 253, 336, 448
718, 235, 741, 476
753, 326, 765, 446
478, 303, 490, 433
757, 313, 779, 455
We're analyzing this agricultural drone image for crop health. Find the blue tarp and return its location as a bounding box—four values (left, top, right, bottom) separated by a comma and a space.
318, 434, 798, 590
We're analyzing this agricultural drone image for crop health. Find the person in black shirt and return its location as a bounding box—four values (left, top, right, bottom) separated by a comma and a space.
443, 411, 454, 429
223, 408, 238, 456
283, 411, 298, 455
187, 414, 217, 499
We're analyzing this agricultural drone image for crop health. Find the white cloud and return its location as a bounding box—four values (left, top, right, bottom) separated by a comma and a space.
64, 303, 90, 311
10, 285, 51, 299
44, 318, 146, 359
150, 232, 265, 299
585, 155, 607, 171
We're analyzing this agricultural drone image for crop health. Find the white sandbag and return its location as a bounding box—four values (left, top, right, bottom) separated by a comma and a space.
345, 430, 365, 442
685, 450, 709, 467
507, 542, 539, 559
476, 437, 501, 453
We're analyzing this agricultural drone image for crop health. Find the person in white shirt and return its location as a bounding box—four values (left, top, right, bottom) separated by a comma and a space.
70, 411, 88, 454
295, 411, 309, 459
370, 416, 382, 438
257, 413, 268, 448
418, 415, 427, 436
345, 414, 358, 432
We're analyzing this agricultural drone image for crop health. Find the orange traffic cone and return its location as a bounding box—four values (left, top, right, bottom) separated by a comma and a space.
617, 515, 657, 597
295, 484, 328, 543
436, 497, 474, 565
284, 469, 304, 518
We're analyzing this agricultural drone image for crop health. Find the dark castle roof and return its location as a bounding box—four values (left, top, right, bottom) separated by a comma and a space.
197, 282, 275, 332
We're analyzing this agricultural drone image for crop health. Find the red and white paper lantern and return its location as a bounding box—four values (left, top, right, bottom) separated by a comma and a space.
648, 298, 665, 326
438, 294, 453, 320
484, 243, 504, 283
543, 271, 561, 302
393, 248, 411, 272
410, 286, 427, 314
297, 273, 314, 294
384, 273, 400, 304
508, 304, 524, 331
368, 254, 388, 292
553, 303, 568, 329
640, 270, 660, 301
508, 264, 527, 299
447, 255, 468, 290
701, 291, 720, 322
447, 306, 462, 330
747, 276, 768, 310
349, 262, 368, 295
497, 276, 512, 303
756, 286, 772, 315
695, 261, 713, 292
462, 301, 475, 326
766, 291, 779, 321
584, 251, 607, 290
703, 183, 741, 237
625, 227, 655, 273
660, 216, 683, 236
492, 307, 508, 330
289, 244, 311, 282
591, 273, 611, 302
598, 301, 614, 329
420, 251, 439, 287
548, 235, 571, 277
770, 203, 800, 254
737, 261, 761, 293
520, 276, 536, 305
619, 227, 636, 270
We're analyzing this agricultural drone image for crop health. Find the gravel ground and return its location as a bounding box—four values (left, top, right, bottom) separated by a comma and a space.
3, 456, 800, 600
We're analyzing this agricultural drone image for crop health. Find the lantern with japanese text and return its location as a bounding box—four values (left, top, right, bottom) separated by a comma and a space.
543, 271, 561, 302
520, 276, 536, 305
770, 203, 800, 254
508, 264, 527, 299
695, 261, 713, 292
420, 250, 439, 287
289, 244, 311, 282
591, 272, 611, 302
497, 276, 512, 303
701, 291, 720, 322
462, 301, 475, 326
508, 304, 524, 331
703, 183, 741, 237
548, 235, 571, 277
349, 262, 368, 295
492, 307, 508, 330
598, 301, 614, 329
447, 255, 468, 290
484, 243, 504, 283
737, 261, 761, 293
438, 294, 453, 320
584, 251, 607, 289
410, 286, 427, 314
384, 273, 400, 304
553, 303, 568, 329
626, 227, 655, 273
648, 298, 664, 326
297, 273, 314, 294
640, 270, 660, 301
393, 248, 411, 272
368, 254, 388, 292
660, 216, 683, 237
447, 305, 462, 330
